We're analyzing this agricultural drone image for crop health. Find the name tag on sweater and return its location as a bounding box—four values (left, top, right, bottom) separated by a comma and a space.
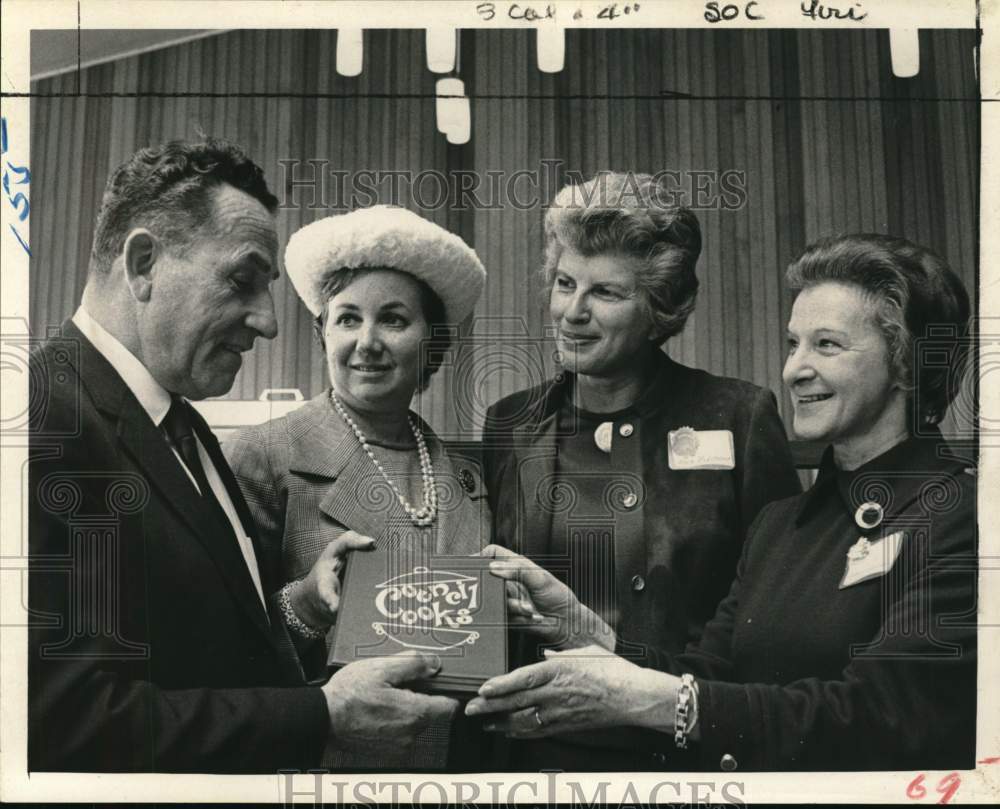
668, 428, 735, 470
839, 531, 905, 589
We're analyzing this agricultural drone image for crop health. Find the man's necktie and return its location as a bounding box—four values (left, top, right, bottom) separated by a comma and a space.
163, 397, 272, 619
162, 396, 216, 502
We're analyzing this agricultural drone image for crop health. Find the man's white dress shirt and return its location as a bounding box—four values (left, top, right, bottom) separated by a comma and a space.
72, 306, 266, 608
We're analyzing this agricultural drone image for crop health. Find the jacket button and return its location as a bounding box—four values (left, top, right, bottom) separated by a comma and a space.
619, 423, 634, 437
631, 575, 645, 592
622, 492, 638, 509
651, 751, 667, 765
720, 753, 738, 771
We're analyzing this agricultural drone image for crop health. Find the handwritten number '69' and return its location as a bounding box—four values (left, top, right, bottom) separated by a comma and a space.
906, 772, 961, 805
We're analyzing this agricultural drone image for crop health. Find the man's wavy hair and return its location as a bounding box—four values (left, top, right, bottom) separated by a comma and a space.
786, 234, 971, 429
541, 172, 702, 343
89, 138, 278, 273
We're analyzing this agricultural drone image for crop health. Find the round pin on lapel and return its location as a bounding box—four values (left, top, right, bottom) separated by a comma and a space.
594, 421, 613, 453
854, 501, 884, 531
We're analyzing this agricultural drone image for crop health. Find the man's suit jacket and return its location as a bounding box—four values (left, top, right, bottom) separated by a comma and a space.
27, 321, 329, 772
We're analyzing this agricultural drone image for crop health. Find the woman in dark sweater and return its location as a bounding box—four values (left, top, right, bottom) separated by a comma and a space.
480, 172, 801, 770
469, 233, 976, 772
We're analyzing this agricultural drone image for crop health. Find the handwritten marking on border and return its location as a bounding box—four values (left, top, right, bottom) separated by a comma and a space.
1, 117, 31, 257
906, 772, 962, 805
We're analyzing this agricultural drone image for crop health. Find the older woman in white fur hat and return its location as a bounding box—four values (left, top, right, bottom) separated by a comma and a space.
224, 206, 490, 770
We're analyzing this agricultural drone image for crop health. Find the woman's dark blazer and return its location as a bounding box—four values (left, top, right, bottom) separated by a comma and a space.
482, 352, 802, 664
650, 431, 977, 771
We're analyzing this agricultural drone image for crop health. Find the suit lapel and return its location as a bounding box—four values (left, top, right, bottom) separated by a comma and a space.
121, 402, 274, 642
67, 320, 210, 543
191, 408, 260, 544
425, 436, 487, 556
66, 321, 273, 639
503, 379, 566, 558
316, 456, 388, 541
191, 406, 280, 599
511, 418, 559, 557
114, 394, 216, 538
191, 411, 310, 676
286, 394, 388, 542
287, 396, 484, 550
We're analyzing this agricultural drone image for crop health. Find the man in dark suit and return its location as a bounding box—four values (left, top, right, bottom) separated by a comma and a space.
28, 139, 456, 772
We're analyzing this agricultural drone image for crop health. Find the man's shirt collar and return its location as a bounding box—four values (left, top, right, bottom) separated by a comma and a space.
72, 306, 173, 427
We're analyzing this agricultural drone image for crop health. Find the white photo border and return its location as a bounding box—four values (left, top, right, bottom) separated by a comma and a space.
1, 0, 996, 803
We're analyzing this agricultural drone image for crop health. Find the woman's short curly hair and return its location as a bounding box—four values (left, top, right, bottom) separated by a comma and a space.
542, 172, 702, 342
786, 234, 971, 429
312, 267, 450, 392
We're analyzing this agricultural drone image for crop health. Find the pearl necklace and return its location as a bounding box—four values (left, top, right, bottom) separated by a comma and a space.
330, 391, 437, 527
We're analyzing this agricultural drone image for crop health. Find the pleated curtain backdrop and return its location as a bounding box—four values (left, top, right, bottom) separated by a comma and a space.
29, 28, 979, 440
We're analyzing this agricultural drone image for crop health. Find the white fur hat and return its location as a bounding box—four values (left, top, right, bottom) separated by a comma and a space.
285, 206, 486, 324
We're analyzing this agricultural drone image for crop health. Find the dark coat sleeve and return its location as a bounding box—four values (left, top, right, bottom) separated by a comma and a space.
648, 494, 977, 771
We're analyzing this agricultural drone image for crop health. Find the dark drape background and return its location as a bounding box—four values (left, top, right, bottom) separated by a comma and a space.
30, 28, 979, 440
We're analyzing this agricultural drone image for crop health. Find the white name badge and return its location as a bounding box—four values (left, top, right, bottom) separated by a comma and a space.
839, 531, 905, 589
667, 428, 735, 470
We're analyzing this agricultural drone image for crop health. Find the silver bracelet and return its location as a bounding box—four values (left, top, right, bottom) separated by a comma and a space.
279, 580, 327, 640
674, 673, 699, 749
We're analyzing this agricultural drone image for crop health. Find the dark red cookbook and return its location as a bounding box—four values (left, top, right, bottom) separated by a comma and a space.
329, 548, 508, 695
